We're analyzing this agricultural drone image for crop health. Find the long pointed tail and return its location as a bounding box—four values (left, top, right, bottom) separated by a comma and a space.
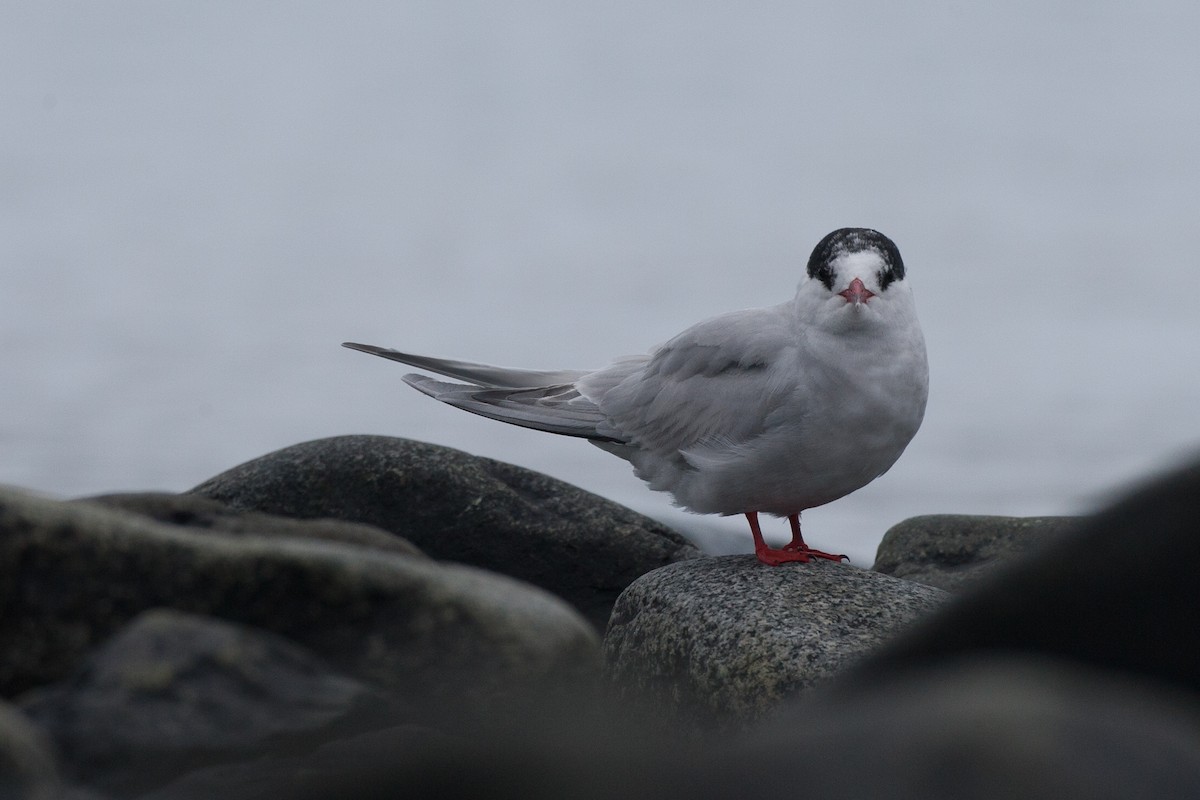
342, 342, 588, 388
343, 342, 624, 442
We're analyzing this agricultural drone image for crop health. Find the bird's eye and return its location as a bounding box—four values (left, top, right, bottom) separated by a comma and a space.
813, 264, 834, 290
877, 259, 903, 291
876, 243, 905, 290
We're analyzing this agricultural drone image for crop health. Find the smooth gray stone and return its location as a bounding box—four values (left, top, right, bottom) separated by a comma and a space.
80, 492, 425, 558
191, 435, 703, 629
873, 514, 1080, 590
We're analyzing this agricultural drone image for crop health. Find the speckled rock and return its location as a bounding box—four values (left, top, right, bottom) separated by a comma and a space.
190, 435, 703, 629
873, 514, 1080, 590
0, 699, 60, 800
19, 609, 386, 797
0, 485, 598, 705
81, 491, 424, 558
603, 556, 949, 726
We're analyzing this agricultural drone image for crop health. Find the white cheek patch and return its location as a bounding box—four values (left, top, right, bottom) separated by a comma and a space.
833, 251, 886, 292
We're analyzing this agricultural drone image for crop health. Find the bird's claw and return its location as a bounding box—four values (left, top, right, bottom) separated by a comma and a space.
756, 548, 811, 566
780, 542, 848, 562
755, 546, 848, 566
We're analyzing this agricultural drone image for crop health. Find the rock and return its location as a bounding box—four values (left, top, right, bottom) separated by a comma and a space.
846, 457, 1200, 696
190, 435, 703, 629
19, 609, 387, 797
131, 660, 1200, 800
872, 514, 1079, 590
692, 656, 1200, 800
137, 725, 459, 800
602, 556, 949, 727
12, 454, 1194, 800
0, 699, 60, 800
0, 485, 598, 708
80, 492, 425, 558
181, 656, 1200, 800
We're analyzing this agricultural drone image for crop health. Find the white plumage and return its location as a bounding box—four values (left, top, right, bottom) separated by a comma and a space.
345, 227, 928, 565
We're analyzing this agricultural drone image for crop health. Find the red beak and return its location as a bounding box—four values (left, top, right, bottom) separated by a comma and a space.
838, 277, 875, 305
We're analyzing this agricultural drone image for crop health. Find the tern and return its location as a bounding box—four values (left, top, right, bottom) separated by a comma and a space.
345, 227, 928, 565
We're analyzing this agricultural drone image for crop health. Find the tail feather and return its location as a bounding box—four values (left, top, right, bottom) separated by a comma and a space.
402, 374, 624, 442
343, 342, 625, 443
342, 342, 587, 388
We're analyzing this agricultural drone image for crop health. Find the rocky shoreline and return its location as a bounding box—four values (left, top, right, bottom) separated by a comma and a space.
2, 435, 1199, 798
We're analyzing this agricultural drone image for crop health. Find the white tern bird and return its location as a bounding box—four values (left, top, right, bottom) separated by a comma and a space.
344, 227, 928, 565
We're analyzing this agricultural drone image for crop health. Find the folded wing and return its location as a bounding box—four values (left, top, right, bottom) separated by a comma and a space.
584, 305, 800, 462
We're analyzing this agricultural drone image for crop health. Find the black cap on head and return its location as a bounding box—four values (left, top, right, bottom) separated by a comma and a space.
807, 228, 905, 292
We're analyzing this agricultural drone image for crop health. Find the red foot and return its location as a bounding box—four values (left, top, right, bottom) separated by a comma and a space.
781, 543, 848, 562
755, 546, 813, 566
744, 511, 848, 566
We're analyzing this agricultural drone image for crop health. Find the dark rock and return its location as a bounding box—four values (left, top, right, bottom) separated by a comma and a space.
190, 435, 703, 629
19, 609, 386, 797
0, 485, 598, 706
80, 492, 424, 558
873, 514, 1080, 590
694, 656, 1200, 800
603, 556, 948, 727
845, 457, 1200, 697
0, 699, 60, 800
185, 656, 1200, 800
138, 725, 459, 800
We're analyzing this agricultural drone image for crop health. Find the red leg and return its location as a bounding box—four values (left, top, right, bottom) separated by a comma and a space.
746, 512, 813, 565
782, 514, 847, 562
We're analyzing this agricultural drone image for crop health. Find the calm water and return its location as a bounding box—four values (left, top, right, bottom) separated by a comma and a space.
4, 2, 1199, 564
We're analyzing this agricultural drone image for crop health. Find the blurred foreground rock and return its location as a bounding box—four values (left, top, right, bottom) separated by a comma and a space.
19, 609, 386, 797
192, 435, 702, 629
848, 459, 1200, 695
0, 484, 597, 704
872, 514, 1080, 590
0, 699, 60, 800
275, 656, 1200, 800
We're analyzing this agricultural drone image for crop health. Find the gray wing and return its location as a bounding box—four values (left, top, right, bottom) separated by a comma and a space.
343, 341, 622, 442
585, 305, 801, 462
